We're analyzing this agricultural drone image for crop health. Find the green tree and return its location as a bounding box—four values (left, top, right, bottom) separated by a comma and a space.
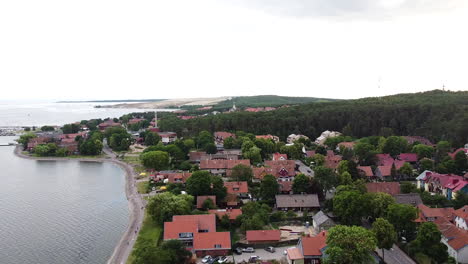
400, 182, 418, 194
333, 190, 366, 225
259, 174, 279, 204
365, 192, 396, 220
314, 166, 338, 194
419, 158, 434, 172
325, 225, 377, 264
337, 160, 349, 175
196, 130, 213, 149
202, 198, 216, 210
62, 123, 80, 134
211, 176, 227, 202
411, 144, 434, 159
186, 170, 212, 196
399, 162, 414, 178
372, 218, 397, 263
454, 150, 468, 174
436, 141, 451, 161
205, 143, 217, 154
230, 164, 254, 183
34, 144, 50, 156
453, 191, 468, 209
40, 125, 55, 131
144, 132, 160, 146
17, 132, 37, 149
339, 171, 353, 186
409, 222, 448, 263
387, 203, 418, 241
147, 192, 193, 224
383, 136, 408, 157
292, 173, 310, 194
223, 136, 235, 149
140, 151, 170, 170
310, 153, 325, 167
243, 146, 262, 165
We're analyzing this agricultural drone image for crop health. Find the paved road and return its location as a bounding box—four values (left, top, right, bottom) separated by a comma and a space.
295, 160, 314, 177
376, 245, 416, 264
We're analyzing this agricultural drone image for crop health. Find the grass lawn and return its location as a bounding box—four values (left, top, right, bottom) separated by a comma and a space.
127, 212, 162, 264
123, 156, 141, 166
137, 181, 149, 194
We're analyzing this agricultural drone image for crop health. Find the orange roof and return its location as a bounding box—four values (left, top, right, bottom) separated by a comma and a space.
418, 204, 454, 220
214, 131, 235, 140
301, 231, 327, 256
358, 166, 374, 177
435, 219, 468, 250
246, 230, 281, 242
172, 214, 216, 232
197, 195, 216, 209
287, 247, 304, 260
454, 206, 468, 220
193, 232, 231, 250
164, 220, 198, 240
366, 182, 400, 196
209, 209, 242, 221
272, 153, 288, 161
224, 181, 248, 194
200, 159, 250, 170
164, 172, 192, 184
225, 193, 239, 206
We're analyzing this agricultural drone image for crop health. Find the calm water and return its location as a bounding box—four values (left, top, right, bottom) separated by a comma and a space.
0, 142, 129, 264
0, 101, 172, 127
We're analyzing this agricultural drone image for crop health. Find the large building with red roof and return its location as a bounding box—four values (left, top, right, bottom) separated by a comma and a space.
416, 171, 468, 200
287, 231, 328, 264
246, 230, 281, 244
365, 182, 401, 196
200, 159, 250, 176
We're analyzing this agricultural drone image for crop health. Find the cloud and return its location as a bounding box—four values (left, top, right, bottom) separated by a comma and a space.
235, 0, 465, 19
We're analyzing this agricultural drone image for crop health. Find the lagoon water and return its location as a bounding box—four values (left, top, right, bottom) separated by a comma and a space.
0, 141, 129, 264
0, 101, 171, 127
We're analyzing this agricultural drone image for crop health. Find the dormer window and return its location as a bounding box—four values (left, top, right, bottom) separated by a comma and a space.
214, 244, 222, 248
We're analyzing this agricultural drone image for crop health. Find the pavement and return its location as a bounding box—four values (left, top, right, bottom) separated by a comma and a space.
295, 160, 314, 177
232, 246, 291, 263
376, 245, 416, 264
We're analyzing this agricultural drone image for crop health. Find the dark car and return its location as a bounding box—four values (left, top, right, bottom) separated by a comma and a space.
265, 246, 275, 253
234, 247, 243, 255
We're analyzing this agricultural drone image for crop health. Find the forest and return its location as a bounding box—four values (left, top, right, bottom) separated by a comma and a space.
160, 90, 468, 146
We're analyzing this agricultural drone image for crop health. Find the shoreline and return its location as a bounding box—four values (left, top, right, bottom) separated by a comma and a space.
14, 145, 144, 264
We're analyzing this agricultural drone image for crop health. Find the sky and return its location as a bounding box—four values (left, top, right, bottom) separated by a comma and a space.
1, 0, 467, 101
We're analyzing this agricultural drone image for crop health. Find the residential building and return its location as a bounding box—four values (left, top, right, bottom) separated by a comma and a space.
264, 160, 296, 181
404, 136, 434, 147
287, 231, 328, 264
336, 142, 355, 151
158, 132, 177, 144
288, 134, 310, 145
273, 152, 288, 161
397, 153, 418, 164
416, 171, 468, 200
455, 206, 468, 231
315, 130, 341, 145
256, 134, 280, 142
193, 232, 231, 257
276, 194, 320, 211
435, 219, 468, 263
312, 211, 335, 232
214, 131, 235, 145
357, 166, 374, 179
246, 230, 281, 244
200, 159, 250, 176
416, 204, 454, 223
365, 182, 401, 196
98, 119, 121, 130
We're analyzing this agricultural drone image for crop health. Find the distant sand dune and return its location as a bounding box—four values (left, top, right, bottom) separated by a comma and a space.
102, 97, 230, 109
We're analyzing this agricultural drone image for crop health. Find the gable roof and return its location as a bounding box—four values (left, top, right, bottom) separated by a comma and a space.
172, 214, 216, 232
224, 181, 249, 194
376, 165, 392, 177
164, 220, 198, 240
435, 219, 468, 251
418, 204, 454, 220
313, 211, 333, 226
272, 152, 288, 161
200, 159, 250, 170
193, 232, 231, 250
366, 182, 401, 196
197, 195, 216, 209
358, 166, 374, 177
246, 230, 281, 242
398, 153, 418, 163
264, 160, 296, 178
301, 231, 327, 256
275, 194, 320, 208
214, 131, 235, 140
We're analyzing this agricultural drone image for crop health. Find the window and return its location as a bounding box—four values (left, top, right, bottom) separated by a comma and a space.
179, 232, 193, 238
214, 244, 222, 248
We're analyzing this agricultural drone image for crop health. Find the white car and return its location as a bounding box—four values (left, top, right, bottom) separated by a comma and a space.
243, 247, 255, 253
202, 255, 212, 263
217, 256, 228, 263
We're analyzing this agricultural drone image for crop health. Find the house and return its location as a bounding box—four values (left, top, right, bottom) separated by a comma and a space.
376, 154, 394, 166
273, 152, 288, 161
288, 134, 310, 145
397, 153, 418, 164
177, 115, 197, 120
324, 153, 342, 170
394, 193, 423, 206
365, 182, 401, 196
209, 209, 242, 222
157, 171, 192, 184
164, 214, 230, 256
357, 166, 374, 179
375, 165, 393, 181
157, 132, 177, 144
279, 181, 293, 194
26, 137, 50, 151
224, 181, 249, 198
200, 159, 250, 176
276, 194, 320, 211
454, 206, 468, 230
264, 160, 296, 181
193, 232, 231, 257
189, 151, 206, 163
256, 134, 280, 143
197, 196, 216, 209
417, 204, 454, 223
315, 130, 341, 145
214, 131, 235, 145
312, 211, 335, 232
418, 171, 468, 200
98, 120, 121, 130
287, 231, 328, 264
435, 219, 468, 263
246, 230, 281, 244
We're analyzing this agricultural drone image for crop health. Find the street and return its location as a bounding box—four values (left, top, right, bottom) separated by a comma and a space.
233, 246, 291, 263
376, 245, 416, 264
295, 160, 314, 177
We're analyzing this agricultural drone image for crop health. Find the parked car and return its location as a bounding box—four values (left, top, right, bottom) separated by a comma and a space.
248, 256, 261, 263
209, 256, 220, 264
201, 255, 212, 263
234, 247, 243, 255
243, 247, 255, 253
217, 256, 228, 263
265, 246, 275, 253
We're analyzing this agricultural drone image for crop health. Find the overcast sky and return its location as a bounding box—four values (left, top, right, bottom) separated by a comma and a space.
1, 0, 467, 101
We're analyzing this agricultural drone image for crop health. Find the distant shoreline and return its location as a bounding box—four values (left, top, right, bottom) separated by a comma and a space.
57, 99, 166, 103
13, 145, 143, 264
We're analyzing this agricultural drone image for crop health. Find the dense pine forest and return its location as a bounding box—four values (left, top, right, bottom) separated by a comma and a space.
159, 90, 468, 146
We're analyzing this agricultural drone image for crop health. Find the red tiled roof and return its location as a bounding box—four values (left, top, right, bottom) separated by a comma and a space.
264, 160, 296, 178
287, 247, 304, 260
163, 172, 192, 184
358, 166, 374, 177
209, 209, 242, 221
246, 230, 281, 242
193, 232, 231, 250
404, 136, 434, 146
398, 153, 418, 163
225, 193, 239, 206
435, 218, 468, 250
128, 118, 145, 125
376, 154, 394, 166
279, 181, 293, 193
200, 159, 250, 170
273, 153, 288, 161
377, 165, 392, 177
325, 155, 342, 169
214, 131, 235, 140
418, 204, 454, 220
366, 182, 400, 196
197, 196, 216, 209
301, 231, 327, 256
256, 135, 279, 142
224, 181, 248, 194
172, 214, 216, 232
454, 206, 468, 221
164, 220, 198, 240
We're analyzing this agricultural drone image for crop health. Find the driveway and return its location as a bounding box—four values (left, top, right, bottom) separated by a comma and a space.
233, 246, 291, 263
376, 245, 416, 264
295, 160, 314, 177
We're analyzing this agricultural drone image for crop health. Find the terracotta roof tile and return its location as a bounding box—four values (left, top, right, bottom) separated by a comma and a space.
193, 232, 231, 250
246, 230, 281, 242
366, 182, 400, 196
301, 231, 327, 256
